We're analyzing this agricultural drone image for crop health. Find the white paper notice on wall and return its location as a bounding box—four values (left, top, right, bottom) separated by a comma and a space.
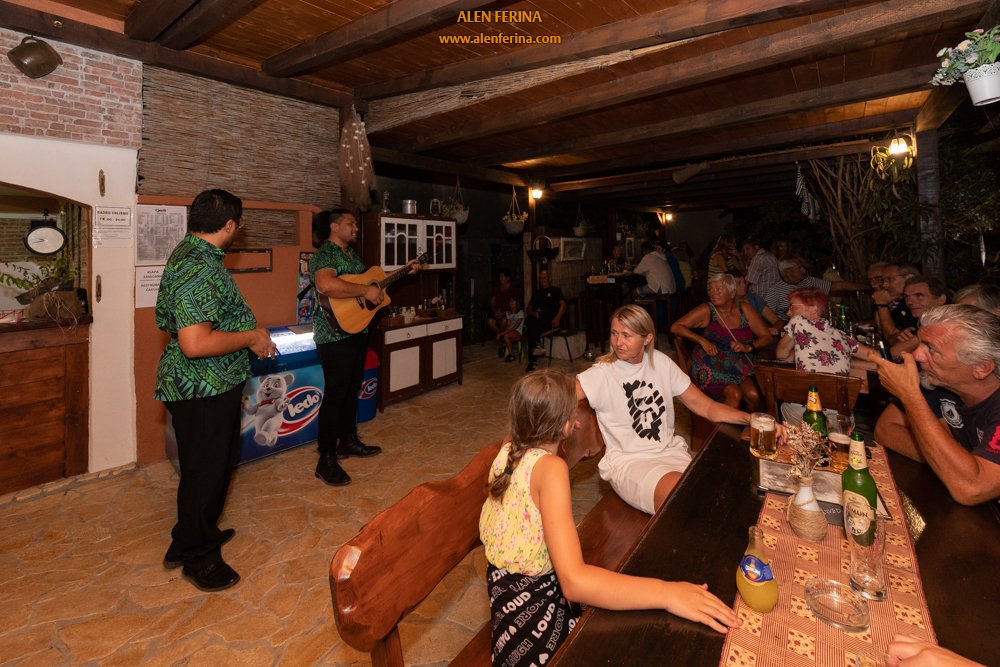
135, 266, 164, 308
93, 206, 133, 247
136, 205, 187, 266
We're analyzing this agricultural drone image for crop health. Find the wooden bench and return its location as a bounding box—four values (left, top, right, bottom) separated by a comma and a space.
329, 398, 651, 667
672, 335, 715, 452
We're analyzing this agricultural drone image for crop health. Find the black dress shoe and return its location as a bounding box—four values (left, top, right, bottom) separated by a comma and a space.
337, 436, 382, 459
182, 559, 240, 592
163, 528, 235, 570
315, 453, 351, 485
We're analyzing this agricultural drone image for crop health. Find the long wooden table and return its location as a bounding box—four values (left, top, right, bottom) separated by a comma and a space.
552, 425, 1000, 666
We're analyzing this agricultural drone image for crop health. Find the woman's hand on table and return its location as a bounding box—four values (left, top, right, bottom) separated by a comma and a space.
661, 582, 741, 634
887, 634, 985, 666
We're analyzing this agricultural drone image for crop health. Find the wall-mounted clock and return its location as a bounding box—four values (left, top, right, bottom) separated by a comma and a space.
24, 218, 66, 256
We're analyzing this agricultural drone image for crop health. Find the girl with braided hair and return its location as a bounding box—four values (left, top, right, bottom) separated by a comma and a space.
479, 370, 740, 667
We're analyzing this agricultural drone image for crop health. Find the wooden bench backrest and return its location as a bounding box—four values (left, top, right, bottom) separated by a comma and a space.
330, 399, 605, 663
755, 364, 863, 418
673, 336, 692, 375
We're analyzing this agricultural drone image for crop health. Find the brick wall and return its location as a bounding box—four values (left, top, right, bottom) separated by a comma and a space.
0, 29, 142, 148
0, 218, 31, 263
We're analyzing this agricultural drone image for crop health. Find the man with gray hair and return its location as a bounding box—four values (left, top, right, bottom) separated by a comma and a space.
955, 283, 1000, 316
875, 304, 1000, 505
763, 257, 868, 319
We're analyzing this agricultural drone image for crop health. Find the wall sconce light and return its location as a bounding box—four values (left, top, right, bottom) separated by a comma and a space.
656, 210, 674, 225
871, 130, 915, 177
888, 135, 912, 156
6, 36, 63, 79
529, 187, 544, 200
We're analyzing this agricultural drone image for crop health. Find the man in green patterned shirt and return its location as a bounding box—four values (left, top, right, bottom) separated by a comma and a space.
155, 189, 275, 592
311, 209, 419, 485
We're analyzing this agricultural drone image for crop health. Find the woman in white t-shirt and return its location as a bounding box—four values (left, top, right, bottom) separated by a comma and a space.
576, 304, 781, 514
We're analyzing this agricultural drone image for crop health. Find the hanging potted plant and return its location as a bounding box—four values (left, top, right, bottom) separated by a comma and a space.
931, 25, 1000, 106
442, 176, 469, 224
572, 204, 590, 237
502, 186, 528, 235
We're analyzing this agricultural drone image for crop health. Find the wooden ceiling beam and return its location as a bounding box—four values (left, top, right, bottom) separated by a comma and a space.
157, 0, 263, 50
916, 0, 1000, 132
0, 1, 360, 109
263, 0, 496, 77
371, 147, 526, 186
406, 0, 976, 152
543, 109, 918, 181
357, 0, 871, 100
124, 0, 197, 41
575, 170, 795, 197
588, 177, 797, 202
472, 65, 935, 166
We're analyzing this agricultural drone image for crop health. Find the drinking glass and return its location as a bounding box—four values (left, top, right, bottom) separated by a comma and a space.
828, 414, 854, 473
749, 413, 777, 460
849, 515, 886, 600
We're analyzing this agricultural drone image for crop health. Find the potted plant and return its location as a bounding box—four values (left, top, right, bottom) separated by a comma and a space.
443, 176, 469, 224
932, 25, 1000, 106
572, 204, 590, 237
0, 254, 81, 321
502, 186, 528, 235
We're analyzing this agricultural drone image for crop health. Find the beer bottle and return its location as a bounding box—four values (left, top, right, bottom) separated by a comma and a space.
842, 431, 877, 546
803, 386, 828, 437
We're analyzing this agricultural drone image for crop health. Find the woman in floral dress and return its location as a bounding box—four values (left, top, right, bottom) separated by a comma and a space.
671, 274, 774, 409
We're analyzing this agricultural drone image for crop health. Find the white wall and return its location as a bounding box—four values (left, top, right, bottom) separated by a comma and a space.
0, 133, 137, 471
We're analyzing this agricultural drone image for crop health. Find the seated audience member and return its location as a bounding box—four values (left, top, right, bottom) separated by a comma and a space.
742, 238, 780, 299
524, 269, 567, 372
732, 271, 781, 332
874, 304, 1000, 505
771, 239, 792, 261
487, 268, 520, 355
890, 275, 948, 359
497, 297, 525, 362
579, 304, 782, 513
605, 241, 626, 273
634, 240, 676, 296
764, 257, 869, 320
887, 634, 986, 667
480, 371, 740, 667
671, 274, 773, 410
954, 283, 1000, 316
873, 262, 919, 343
775, 287, 879, 425
707, 234, 743, 277
659, 241, 686, 292
867, 261, 889, 291
673, 241, 696, 286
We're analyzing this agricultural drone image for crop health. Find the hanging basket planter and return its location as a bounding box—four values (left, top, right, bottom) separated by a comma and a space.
964, 62, 1000, 106
503, 219, 525, 235
442, 175, 469, 223
502, 185, 527, 235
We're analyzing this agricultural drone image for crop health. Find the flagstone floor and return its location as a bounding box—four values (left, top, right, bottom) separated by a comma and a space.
0, 338, 686, 666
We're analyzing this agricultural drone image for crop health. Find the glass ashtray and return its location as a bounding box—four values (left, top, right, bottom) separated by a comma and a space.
804, 577, 870, 632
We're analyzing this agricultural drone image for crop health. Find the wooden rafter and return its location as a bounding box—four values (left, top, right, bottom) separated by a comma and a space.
404, 0, 980, 153
471, 66, 936, 166
542, 110, 919, 180
357, 0, 872, 100
158, 0, 263, 50
124, 0, 197, 41
263, 0, 497, 78
0, 1, 359, 110
371, 147, 525, 186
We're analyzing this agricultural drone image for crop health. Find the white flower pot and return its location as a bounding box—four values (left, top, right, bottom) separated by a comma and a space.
964, 63, 1000, 106
454, 208, 469, 224
503, 220, 524, 235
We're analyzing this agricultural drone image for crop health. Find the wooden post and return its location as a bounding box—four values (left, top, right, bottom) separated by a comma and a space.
915, 130, 944, 280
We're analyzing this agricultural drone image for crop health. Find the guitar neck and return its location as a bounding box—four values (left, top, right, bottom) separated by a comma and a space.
379, 266, 412, 290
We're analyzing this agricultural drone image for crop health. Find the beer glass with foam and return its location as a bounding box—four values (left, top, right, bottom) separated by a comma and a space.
749, 412, 777, 459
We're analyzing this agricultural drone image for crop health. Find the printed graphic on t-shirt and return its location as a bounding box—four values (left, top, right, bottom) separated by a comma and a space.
988, 426, 1000, 454
623, 380, 665, 440
939, 397, 964, 429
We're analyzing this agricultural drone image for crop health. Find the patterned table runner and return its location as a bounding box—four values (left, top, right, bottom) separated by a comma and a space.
720, 445, 936, 667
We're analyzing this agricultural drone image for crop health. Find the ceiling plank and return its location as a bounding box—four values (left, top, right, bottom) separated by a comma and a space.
263, 0, 497, 78
158, 0, 263, 50
357, 0, 871, 100
371, 147, 526, 186
404, 0, 980, 152
915, 0, 1000, 131
543, 109, 918, 181
0, 1, 360, 109
571, 168, 795, 196
124, 0, 198, 41
471, 66, 936, 166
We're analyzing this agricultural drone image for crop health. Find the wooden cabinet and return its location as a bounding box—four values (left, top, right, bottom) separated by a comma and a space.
377, 317, 463, 410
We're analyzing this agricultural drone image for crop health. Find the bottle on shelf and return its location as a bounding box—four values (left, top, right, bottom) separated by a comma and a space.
803, 386, 828, 438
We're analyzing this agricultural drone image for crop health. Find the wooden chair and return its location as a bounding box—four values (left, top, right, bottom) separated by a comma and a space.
671, 336, 714, 452
754, 364, 863, 419
329, 398, 644, 667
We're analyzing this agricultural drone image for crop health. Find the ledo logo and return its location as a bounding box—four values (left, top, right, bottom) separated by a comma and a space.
358, 377, 378, 399
278, 386, 323, 435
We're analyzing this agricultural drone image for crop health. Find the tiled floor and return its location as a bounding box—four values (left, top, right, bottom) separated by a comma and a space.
0, 339, 685, 666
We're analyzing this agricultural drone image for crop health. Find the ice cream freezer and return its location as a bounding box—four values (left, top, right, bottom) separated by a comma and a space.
239, 324, 325, 464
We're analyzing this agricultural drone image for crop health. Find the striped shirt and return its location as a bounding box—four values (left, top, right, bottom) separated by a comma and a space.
746, 249, 780, 298
765, 275, 832, 317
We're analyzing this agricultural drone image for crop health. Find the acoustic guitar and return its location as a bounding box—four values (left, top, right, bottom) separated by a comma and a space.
317, 252, 428, 334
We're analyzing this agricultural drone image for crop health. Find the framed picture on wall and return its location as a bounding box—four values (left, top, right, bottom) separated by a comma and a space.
559, 237, 586, 262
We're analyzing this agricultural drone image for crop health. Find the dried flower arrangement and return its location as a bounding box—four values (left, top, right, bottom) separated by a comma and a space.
784, 423, 830, 482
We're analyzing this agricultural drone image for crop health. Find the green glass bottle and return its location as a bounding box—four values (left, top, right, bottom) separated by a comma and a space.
803, 386, 828, 437
842, 431, 878, 546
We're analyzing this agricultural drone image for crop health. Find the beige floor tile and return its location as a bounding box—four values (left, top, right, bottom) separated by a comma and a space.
0, 345, 691, 665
